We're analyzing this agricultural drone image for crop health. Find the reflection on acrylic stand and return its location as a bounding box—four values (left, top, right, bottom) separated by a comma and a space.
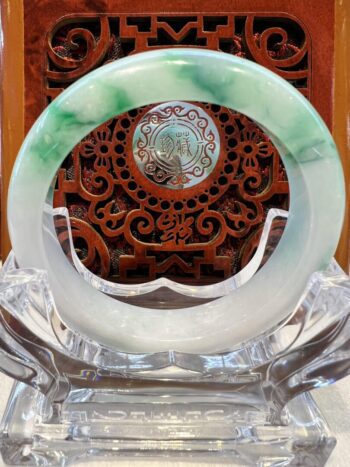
0, 208, 350, 465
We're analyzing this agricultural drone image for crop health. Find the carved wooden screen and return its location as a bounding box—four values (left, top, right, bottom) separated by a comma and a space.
20, 2, 335, 284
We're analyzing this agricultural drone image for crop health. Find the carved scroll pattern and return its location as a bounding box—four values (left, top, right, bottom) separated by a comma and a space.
47, 14, 309, 283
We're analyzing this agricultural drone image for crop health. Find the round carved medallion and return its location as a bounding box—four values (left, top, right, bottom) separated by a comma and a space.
132, 101, 220, 189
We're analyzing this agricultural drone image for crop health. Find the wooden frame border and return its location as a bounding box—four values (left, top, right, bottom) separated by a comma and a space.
0, 0, 349, 271
334, 0, 350, 272
1, 0, 24, 257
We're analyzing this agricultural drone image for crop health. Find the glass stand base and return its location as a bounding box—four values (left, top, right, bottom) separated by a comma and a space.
0, 381, 335, 466
1, 213, 348, 466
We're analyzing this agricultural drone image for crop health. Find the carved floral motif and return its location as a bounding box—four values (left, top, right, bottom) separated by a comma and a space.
48, 14, 309, 283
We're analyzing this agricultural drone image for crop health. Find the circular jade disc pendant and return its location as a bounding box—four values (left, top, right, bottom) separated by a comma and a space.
132, 101, 220, 189
8, 49, 345, 354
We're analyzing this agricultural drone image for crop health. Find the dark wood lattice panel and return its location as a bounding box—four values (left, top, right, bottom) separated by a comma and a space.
46, 13, 310, 284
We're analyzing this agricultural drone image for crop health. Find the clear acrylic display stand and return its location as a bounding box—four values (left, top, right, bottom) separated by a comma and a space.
0, 208, 349, 466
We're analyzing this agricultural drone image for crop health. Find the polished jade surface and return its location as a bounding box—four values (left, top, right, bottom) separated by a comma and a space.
7, 49, 345, 353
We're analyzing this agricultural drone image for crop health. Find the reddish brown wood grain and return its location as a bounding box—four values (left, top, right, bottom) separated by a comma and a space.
24, 1, 334, 130
2, 1, 339, 283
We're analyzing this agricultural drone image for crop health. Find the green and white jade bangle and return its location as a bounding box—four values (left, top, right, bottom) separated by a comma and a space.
8, 49, 345, 353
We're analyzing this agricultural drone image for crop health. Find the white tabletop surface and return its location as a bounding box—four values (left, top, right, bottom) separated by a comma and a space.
0, 374, 349, 466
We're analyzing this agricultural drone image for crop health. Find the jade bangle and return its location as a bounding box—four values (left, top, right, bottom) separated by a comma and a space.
8, 49, 345, 353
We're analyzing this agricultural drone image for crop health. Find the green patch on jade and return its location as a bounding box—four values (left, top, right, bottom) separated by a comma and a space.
7, 48, 345, 354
